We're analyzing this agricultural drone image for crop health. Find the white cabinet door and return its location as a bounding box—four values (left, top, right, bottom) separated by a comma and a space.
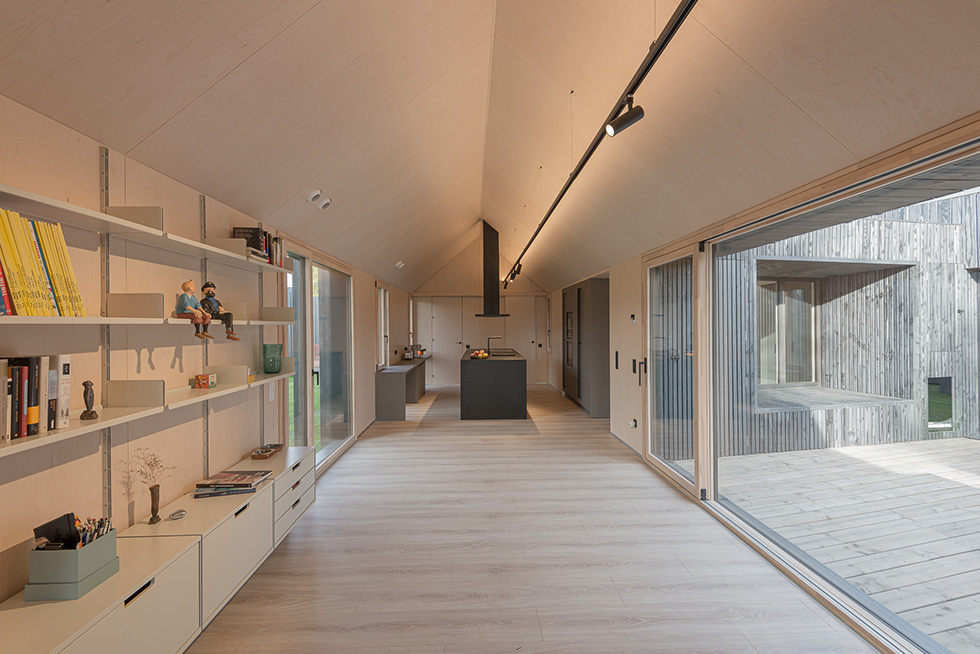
62, 543, 200, 654
201, 488, 273, 625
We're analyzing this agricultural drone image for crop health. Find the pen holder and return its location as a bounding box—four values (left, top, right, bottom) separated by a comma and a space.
25, 529, 119, 601
263, 344, 283, 374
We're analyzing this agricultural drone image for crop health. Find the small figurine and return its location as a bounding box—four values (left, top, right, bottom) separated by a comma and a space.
79, 380, 98, 420
175, 279, 213, 340
200, 281, 240, 341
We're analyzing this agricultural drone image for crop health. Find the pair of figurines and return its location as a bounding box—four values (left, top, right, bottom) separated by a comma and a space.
175, 280, 239, 341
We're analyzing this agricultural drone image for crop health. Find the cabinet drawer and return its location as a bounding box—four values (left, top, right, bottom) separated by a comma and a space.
275, 451, 314, 501
274, 483, 314, 546
201, 487, 273, 624
62, 542, 200, 654
274, 468, 314, 522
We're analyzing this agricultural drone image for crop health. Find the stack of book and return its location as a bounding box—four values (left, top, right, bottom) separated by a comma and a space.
194, 469, 271, 498
1, 354, 71, 442
231, 226, 282, 267
0, 209, 85, 317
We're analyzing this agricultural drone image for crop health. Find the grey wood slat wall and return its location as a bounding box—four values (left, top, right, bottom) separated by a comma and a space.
650, 258, 695, 461
704, 190, 980, 459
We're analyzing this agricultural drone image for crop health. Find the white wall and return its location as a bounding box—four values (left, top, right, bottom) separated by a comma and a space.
609, 257, 644, 454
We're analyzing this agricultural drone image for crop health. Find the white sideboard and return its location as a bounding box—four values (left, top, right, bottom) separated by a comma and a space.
0, 446, 316, 653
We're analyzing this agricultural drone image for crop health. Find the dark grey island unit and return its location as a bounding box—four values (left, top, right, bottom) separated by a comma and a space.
460, 349, 527, 419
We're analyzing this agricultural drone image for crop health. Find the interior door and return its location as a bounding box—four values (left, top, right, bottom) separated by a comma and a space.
431, 296, 462, 385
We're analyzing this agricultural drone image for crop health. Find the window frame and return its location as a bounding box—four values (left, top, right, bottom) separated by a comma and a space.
756, 278, 818, 386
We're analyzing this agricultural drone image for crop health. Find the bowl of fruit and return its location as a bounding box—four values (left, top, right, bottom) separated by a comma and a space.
470, 349, 489, 359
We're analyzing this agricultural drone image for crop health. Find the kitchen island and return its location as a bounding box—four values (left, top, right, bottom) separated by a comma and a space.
460, 348, 527, 419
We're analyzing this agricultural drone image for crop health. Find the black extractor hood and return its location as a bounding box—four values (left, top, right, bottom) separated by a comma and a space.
476, 220, 509, 317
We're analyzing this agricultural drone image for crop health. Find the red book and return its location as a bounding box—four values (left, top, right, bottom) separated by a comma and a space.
0, 259, 11, 315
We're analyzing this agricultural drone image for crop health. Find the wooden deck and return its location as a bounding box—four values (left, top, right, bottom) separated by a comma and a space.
187, 386, 871, 653
712, 437, 980, 652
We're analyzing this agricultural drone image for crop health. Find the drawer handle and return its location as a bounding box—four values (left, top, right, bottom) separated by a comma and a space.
291, 462, 301, 471
235, 503, 250, 517
124, 578, 155, 607
291, 498, 301, 510
291, 480, 301, 491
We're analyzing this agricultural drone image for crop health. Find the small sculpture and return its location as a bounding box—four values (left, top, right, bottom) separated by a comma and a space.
175, 279, 212, 340
200, 281, 239, 341
79, 380, 98, 420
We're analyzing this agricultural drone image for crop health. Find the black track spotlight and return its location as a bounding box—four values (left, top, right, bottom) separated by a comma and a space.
605, 96, 644, 137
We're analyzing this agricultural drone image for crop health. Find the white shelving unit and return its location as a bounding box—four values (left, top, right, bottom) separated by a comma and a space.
0, 181, 294, 461
0, 380, 165, 460
106, 206, 290, 275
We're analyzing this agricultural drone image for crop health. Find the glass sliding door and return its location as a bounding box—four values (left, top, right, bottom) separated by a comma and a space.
286, 252, 309, 447
312, 262, 353, 463
648, 256, 696, 486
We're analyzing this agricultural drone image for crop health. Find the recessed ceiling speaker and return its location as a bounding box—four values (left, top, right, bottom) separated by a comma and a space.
306, 189, 322, 203
316, 197, 332, 210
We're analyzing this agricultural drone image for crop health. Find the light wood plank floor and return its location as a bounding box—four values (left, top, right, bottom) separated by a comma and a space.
187, 386, 872, 654
712, 438, 980, 653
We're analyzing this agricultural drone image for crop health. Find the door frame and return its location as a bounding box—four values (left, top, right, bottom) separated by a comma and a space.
642, 245, 706, 499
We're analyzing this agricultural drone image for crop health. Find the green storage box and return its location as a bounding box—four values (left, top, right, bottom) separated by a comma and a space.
25, 530, 119, 601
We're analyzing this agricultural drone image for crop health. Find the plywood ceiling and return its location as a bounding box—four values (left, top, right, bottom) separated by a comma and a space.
2, 1, 980, 291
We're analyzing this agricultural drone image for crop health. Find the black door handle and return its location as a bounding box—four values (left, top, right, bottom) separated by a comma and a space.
312, 369, 319, 385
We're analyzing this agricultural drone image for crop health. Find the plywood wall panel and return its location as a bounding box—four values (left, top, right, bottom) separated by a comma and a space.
123, 158, 202, 240
208, 389, 261, 475
352, 268, 376, 436
0, 433, 102, 601
0, 94, 100, 209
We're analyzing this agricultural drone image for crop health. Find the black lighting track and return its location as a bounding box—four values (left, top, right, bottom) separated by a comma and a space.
503, 0, 699, 288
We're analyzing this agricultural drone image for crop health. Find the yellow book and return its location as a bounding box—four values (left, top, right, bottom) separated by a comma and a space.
27, 220, 60, 315
45, 221, 74, 317
45, 221, 78, 317
52, 222, 85, 317
8, 210, 49, 315
2, 209, 41, 316
35, 221, 68, 317
0, 210, 28, 315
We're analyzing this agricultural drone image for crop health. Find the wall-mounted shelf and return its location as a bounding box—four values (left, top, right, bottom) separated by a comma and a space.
0, 183, 163, 236
106, 208, 290, 274
250, 357, 295, 387
0, 380, 165, 460
164, 365, 249, 410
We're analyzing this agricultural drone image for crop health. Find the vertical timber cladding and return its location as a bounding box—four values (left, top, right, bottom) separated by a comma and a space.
651, 259, 696, 462
708, 192, 980, 458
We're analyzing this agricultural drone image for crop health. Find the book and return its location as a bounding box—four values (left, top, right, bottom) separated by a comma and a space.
27, 221, 60, 315
0, 359, 8, 442
24, 357, 39, 436
0, 209, 29, 314
196, 469, 271, 488
51, 222, 84, 317
35, 221, 68, 317
38, 355, 49, 433
55, 354, 71, 429
46, 361, 57, 431
17, 365, 28, 438
7, 210, 50, 316
0, 258, 11, 315
10, 366, 20, 437
193, 487, 257, 498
